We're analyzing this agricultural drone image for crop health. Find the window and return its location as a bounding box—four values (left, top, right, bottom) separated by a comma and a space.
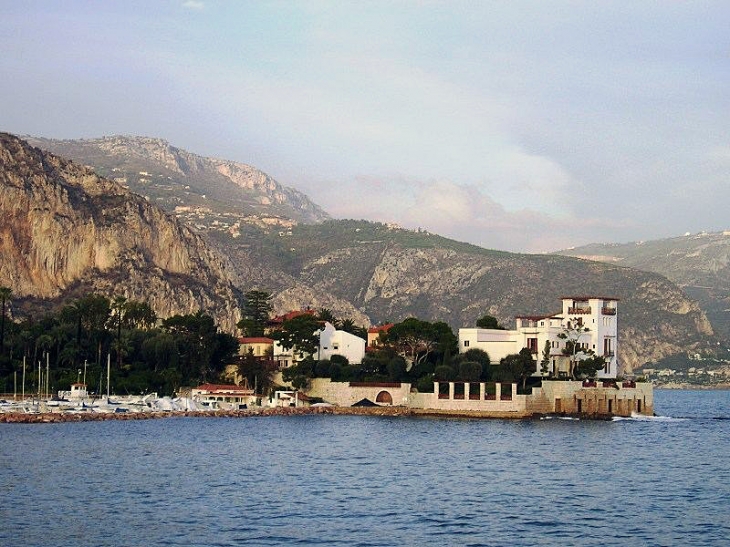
527, 338, 538, 353
464, 340, 470, 347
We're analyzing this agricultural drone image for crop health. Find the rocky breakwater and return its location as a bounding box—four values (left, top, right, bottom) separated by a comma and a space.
0, 133, 239, 331
0, 405, 417, 424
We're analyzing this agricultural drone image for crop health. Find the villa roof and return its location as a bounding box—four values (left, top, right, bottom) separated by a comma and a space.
268, 309, 317, 326
368, 323, 394, 334
515, 314, 558, 321
239, 337, 274, 344
560, 295, 620, 302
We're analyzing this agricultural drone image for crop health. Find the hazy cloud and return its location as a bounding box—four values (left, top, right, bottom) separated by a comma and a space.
182, 1, 204, 10
1, 2, 728, 251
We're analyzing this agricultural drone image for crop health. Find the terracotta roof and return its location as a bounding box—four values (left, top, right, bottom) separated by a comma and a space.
368, 323, 394, 333
268, 309, 317, 324
239, 337, 274, 344
560, 296, 620, 302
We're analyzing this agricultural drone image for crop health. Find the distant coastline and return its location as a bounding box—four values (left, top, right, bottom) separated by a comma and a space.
655, 383, 730, 390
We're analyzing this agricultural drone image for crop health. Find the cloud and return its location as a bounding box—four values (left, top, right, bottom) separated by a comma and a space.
305, 174, 629, 253
182, 1, 204, 10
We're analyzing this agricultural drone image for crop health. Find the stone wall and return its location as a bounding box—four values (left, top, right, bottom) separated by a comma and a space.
306, 378, 412, 407
529, 380, 654, 416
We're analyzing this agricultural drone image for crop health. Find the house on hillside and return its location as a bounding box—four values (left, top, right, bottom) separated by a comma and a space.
319, 322, 365, 364
238, 337, 274, 359
367, 323, 394, 349
271, 318, 366, 368
459, 296, 618, 379
265, 309, 317, 333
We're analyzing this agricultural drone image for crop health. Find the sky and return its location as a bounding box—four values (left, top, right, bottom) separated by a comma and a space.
1, 1, 728, 253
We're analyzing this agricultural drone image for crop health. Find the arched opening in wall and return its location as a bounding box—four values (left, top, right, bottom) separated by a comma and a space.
375, 391, 393, 405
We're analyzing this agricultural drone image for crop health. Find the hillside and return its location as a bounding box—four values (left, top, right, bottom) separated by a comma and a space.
235, 219, 716, 372
0, 133, 240, 331
21, 136, 718, 372
555, 232, 730, 342
25, 135, 330, 229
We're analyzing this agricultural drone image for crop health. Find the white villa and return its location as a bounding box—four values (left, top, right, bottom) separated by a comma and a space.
459, 296, 618, 379
318, 322, 366, 364
273, 321, 366, 368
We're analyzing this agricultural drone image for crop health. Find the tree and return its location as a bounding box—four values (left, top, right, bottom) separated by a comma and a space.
111, 295, 128, 370
271, 314, 322, 361
124, 301, 157, 330
0, 286, 11, 357
558, 319, 592, 379
337, 318, 368, 340
463, 348, 491, 380
575, 355, 607, 379
386, 318, 455, 370
162, 311, 234, 384
316, 308, 336, 324
498, 348, 536, 391
476, 314, 505, 329
238, 348, 276, 394
237, 290, 272, 337
540, 340, 551, 376
458, 361, 482, 382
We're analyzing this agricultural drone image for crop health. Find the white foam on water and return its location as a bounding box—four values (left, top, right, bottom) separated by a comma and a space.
612, 412, 687, 422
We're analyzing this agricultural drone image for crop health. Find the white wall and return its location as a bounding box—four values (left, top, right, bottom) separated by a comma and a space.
318, 322, 366, 364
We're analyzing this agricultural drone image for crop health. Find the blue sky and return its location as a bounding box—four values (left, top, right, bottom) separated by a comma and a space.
2, 1, 728, 252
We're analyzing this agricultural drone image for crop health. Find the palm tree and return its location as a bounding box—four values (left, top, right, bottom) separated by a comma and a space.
317, 308, 336, 324
0, 286, 12, 357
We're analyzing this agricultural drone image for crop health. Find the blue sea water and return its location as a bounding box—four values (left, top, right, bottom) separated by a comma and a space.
1, 390, 729, 547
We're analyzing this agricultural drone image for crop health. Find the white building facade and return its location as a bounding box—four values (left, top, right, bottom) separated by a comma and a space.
273, 321, 366, 367
459, 296, 618, 379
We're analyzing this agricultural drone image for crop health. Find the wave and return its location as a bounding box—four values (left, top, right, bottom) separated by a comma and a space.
612, 413, 687, 422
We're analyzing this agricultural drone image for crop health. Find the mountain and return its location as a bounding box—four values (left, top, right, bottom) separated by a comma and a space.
22, 136, 717, 372
251, 220, 715, 373
0, 133, 240, 331
25, 135, 329, 226
555, 232, 730, 343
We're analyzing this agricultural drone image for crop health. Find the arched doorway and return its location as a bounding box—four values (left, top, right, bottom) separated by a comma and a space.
375, 391, 393, 405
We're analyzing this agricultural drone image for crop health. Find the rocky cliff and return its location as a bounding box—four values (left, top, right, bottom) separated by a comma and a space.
269, 221, 715, 373
25, 135, 329, 224
0, 133, 240, 331
555, 233, 730, 343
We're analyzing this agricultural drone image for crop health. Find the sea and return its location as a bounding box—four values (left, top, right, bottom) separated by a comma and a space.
1, 389, 729, 547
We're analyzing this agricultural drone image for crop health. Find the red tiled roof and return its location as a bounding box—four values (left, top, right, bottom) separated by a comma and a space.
368, 323, 394, 333
268, 309, 317, 324
239, 337, 274, 344
560, 296, 620, 302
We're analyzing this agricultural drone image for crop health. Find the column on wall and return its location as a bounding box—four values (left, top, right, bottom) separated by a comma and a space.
480, 382, 485, 400
495, 383, 501, 401
448, 382, 455, 400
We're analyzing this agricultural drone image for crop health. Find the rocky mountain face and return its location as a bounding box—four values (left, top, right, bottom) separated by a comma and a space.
18, 135, 718, 372
256, 220, 715, 373
555, 233, 730, 343
25, 135, 329, 226
0, 133, 240, 332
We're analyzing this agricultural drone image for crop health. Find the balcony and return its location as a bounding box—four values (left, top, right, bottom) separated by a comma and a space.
602, 307, 616, 315
568, 307, 591, 314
